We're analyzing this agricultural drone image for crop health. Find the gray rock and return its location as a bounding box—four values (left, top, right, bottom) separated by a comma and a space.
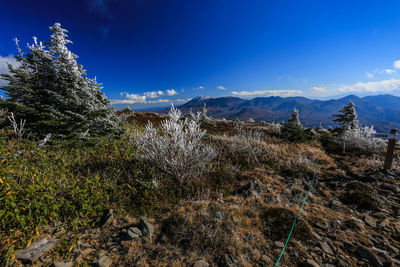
95, 255, 113, 267
356, 246, 383, 267
99, 209, 113, 228
304, 259, 320, 267
16, 237, 59, 263
218, 254, 238, 267
331, 200, 342, 210
364, 215, 377, 228
319, 241, 334, 255
381, 183, 400, 193
235, 180, 263, 197
139, 217, 154, 239
53, 262, 73, 267
274, 241, 285, 248
127, 227, 142, 239
193, 259, 210, 267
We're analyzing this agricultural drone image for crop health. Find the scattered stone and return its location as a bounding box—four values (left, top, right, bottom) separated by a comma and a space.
97, 249, 107, 258
381, 183, 399, 193
193, 259, 210, 267
53, 262, 73, 267
127, 227, 142, 239
81, 247, 95, 257
304, 259, 320, 267
356, 246, 383, 267
311, 231, 322, 241
235, 180, 263, 197
394, 222, 400, 233
314, 222, 328, 231
99, 209, 114, 228
364, 215, 377, 228
218, 254, 238, 267
16, 237, 59, 264
274, 241, 285, 248
331, 200, 342, 210
319, 241, 334, 255
139, 217, 154, 240
379, 218, 390, 228
369, 173, 385, 182
94, 255, 113, 267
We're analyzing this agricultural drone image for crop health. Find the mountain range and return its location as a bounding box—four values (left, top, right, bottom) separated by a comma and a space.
173, 94, 400, 132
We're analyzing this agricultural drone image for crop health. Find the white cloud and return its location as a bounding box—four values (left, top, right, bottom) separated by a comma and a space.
193, 86, 204, 90
175, 98, 192, 102
144, 91, 160, 98
147, 99, 169, 104
0, 54, 20, 86
231, 90, 302, 97
166, 89, 177, 96
365, 71, 374, 79
393, 60, 400, 69
338, 78, 400, 93
216, 85, 226, 90
121, 92, 146, 102
382, 69, 396, 75
111, 99, 170, 105
311, 86, 327, 92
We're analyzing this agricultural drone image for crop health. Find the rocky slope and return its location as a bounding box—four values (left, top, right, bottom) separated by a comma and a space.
6, 113, 400, 267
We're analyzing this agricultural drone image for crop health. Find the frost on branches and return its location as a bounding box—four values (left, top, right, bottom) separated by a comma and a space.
132, 105, 216, 185
0, 23, 120, 138
338, 126, 385, 153
333, 101, 359, 130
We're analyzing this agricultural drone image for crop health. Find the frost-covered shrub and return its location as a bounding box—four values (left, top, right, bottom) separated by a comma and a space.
337, 126, 385, 154
281, 109, 313, 142
132, 105, 216, 184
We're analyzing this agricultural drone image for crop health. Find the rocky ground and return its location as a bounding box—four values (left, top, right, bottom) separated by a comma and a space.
5, 113, 400, 267
11, 168, 400, 267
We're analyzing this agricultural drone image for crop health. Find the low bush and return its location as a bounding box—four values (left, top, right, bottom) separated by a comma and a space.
336, 126, 385, 154
132, 106, 216, 185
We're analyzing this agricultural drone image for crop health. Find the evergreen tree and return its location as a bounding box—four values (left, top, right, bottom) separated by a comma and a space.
281, 108, 312, 142
333, 101, 359, 130
0, 23, 120, 138
286, 108, 303, 128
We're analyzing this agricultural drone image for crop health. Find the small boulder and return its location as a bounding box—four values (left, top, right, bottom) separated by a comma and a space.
319, 241, 333, 255
364, 215, 377, 228
194, 259, 210, 267
127, 227, 142, 239
356, 246, 383, 267
53, 262, 73, 267
16, 237, 59, 264
98, 209, 114, 228
304, 259, 320, 267
235, 180, 263, 197
139, 217, 154, 240
94, 255, 113, 267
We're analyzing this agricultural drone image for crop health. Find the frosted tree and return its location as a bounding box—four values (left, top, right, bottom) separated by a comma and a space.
0, 23, 120, 138
286, 108, 303, 128
333, 101, 359, 130
281, 108, 312, 142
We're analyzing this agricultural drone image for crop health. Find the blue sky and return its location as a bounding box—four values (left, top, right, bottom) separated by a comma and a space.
2, 0, 400, 108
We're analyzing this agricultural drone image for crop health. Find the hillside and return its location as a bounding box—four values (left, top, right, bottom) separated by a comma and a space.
1, 111, 400, 267
174, 94, 400, 132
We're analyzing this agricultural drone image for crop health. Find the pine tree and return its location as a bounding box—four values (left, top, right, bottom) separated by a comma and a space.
333, 101, 359, 130
281, 108, 312, 142
0, 23, 120, 138
286, 108, 303, 128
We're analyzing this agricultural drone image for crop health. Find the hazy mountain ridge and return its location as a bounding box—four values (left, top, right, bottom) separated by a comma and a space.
177, 94, 400, 132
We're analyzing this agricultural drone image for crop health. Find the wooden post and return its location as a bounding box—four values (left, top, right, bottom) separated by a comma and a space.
384, 128, 398, 172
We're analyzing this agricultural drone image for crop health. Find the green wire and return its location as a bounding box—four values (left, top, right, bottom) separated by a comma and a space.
275, 160, 318, 267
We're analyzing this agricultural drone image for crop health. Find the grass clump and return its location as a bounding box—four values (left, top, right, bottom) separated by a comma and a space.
0, 138, 137, 263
